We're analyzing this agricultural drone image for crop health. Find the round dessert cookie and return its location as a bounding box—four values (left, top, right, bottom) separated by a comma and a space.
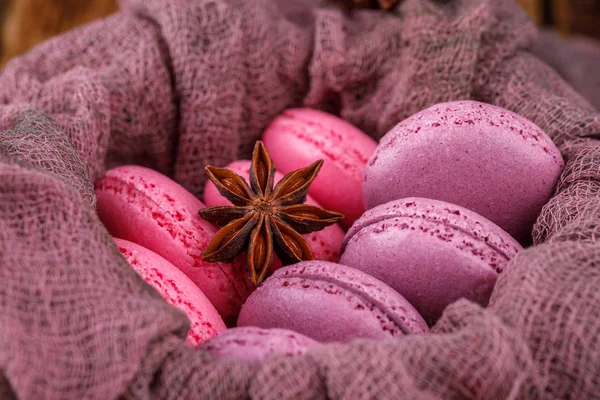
363, 100, 564, 243
340, 197, 522, 325
114, 238, 226, 346
262, 108, 377, 228
95, 165, 254, 324
198, 327, 319, 363
237, 261, 428, 343
203, 159, 345, 270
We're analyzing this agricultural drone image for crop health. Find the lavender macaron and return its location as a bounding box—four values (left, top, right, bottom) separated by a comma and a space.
363, 100, 564, 243
237, 260, 428, 343
339, 197, 522, 325
198, 327, 319, 363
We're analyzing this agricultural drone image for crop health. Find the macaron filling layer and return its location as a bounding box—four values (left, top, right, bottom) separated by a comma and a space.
270, 275, 414, 335
267, 263, 428, 334
343, 198, 521, 272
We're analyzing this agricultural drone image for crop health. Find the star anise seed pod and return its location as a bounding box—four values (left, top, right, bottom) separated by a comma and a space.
328, 0, 400, 11
199, 141, 344, 286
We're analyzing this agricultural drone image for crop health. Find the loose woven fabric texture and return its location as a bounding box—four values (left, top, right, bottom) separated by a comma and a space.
1, 0, 600, 399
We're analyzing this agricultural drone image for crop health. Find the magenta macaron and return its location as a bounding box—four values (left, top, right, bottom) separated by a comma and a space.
198, 327, 319, 363
95, 165, 254, 324
339, 197, 522, 325
114, 238, 226, 346
363, 100, 564, 243
262, 108, 377, 228
237, 260, 428, 343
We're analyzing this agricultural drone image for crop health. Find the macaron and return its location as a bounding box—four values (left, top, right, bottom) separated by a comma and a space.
339, 197, 522, 325
95, 165, 254, 324
262, 108, 377, 228
363, 100, 564, 243
198, 327, 319, 363
237, 260, 428, 343
114, 238, 226, 346
203, 159, 345, 270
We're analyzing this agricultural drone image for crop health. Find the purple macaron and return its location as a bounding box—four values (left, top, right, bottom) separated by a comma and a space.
363, 100, 564, 243
339, 197, 522, 325
237, 260, 428, 343
198, 327, 319, 363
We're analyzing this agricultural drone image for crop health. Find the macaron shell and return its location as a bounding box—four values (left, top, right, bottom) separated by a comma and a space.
340, 198, 523, 324
114, 238, 226, 346
203, 159, 345, 269
363, 100, 564, 243
237, 261, 428, 343
95, 165, 254, 323
198, 327, 319, 363
262, 108, 377, 228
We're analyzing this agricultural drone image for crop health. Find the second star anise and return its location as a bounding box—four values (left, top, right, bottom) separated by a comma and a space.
199, 141, 344, 286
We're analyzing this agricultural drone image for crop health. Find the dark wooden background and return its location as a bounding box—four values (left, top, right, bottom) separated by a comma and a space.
0, 0, 599, 69
519, 0, 600, 38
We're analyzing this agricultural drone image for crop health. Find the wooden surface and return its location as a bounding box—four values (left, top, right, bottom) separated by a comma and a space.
552, 0, 572, 35
0, 0, 598, 69
518, 0, 543, 25
518, 0, 600, 39
0, 0, 118, 67
560, 0, 600, 38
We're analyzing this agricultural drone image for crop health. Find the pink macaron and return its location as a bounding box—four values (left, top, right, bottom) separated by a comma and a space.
262, 108, 377, 228
203, 159, 345, 271
198, 327, 319, 363
363, 100, 564, 243
114, 238, 226, 346
237, 260, 428, 343
95, 165, 254, 324
339, 197, 522, 325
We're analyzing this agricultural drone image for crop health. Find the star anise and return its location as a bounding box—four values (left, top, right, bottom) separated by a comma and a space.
199, 141, 344, 286
328, 0, 400, 11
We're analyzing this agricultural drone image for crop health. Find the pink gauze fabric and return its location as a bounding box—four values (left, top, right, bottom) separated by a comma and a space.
1, 0, 600, 399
